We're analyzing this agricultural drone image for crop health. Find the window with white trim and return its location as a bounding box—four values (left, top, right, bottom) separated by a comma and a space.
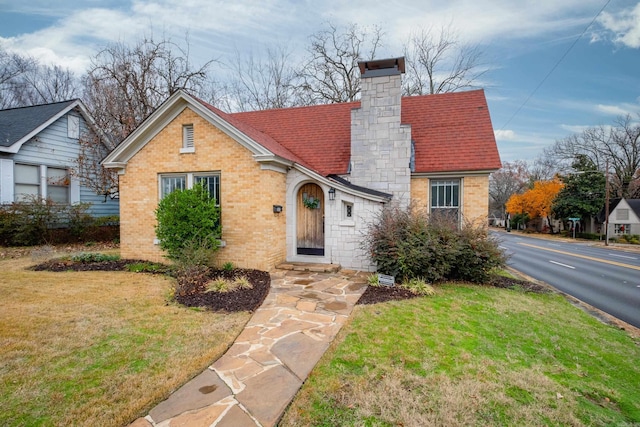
430, 179, 460, 222
614, 224, 630, 235
46, 167, 70, 204
160, 172, 220, 205
14, 163, 70, 203
14, 163, 40, 201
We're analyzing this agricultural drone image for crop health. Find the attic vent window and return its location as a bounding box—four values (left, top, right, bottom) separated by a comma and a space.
68, 115, 80, 139
181, 124, 195, 153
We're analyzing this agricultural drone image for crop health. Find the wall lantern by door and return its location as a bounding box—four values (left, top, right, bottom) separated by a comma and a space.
273, 205, 283, 213
328, 187, 336, 201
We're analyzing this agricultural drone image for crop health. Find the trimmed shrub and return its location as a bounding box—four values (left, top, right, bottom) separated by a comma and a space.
155, 183, 221, 266
363, 203, 506, 283
576, 232, 600, 240
0, 198, 117, 246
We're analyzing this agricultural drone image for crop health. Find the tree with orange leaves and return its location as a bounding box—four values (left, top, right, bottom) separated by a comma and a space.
506, 179, 564, 232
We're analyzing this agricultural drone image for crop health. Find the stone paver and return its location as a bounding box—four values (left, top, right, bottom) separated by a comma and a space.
135, 267, 367, 427
236, 365, 301, 427
149, 370, 232, 423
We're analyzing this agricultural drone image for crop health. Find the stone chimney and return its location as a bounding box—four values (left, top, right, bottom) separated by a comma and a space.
350, 57, 411, 205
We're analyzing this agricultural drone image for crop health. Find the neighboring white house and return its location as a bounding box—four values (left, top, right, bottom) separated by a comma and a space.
601, 198, 640, 237
0, 100, 119, 216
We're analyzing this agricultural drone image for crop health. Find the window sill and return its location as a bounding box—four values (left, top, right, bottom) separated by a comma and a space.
339, 220, 355, 227
179, 147, 195, 154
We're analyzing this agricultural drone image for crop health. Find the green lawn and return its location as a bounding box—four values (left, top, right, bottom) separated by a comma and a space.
281, 284, 640, 426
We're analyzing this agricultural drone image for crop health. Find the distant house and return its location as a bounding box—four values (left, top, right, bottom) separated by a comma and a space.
103, 57, 501, 271
598, 199, 640, 237
0, 100, 119, 217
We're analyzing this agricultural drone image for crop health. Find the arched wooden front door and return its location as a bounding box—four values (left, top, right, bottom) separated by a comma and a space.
296, 183, 324, 255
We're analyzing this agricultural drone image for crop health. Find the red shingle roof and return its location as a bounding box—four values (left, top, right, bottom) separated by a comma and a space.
198, 89, 501, 176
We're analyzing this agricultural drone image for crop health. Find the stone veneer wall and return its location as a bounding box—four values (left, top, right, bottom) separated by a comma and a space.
285, 169, 381, 271
119, 107, 287, 270
410, 175, 490, 225
350, 73, 412, 205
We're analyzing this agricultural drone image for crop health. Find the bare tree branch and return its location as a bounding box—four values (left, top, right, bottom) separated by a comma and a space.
227, 45, 302, 111
297, 22, 383, 104
402, 24, 487, 95
544, 115, 640, 198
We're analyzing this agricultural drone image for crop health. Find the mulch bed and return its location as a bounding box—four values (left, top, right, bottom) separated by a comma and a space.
357, 285, 419, 305
175, 268, 270, 312
32, 259, 145, 272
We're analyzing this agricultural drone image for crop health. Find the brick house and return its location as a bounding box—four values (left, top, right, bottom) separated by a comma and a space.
102, 57, 501, 271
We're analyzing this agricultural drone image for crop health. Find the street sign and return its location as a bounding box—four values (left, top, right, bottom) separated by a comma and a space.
568, 217, 580, 221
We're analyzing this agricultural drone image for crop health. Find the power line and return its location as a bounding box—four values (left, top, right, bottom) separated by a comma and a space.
500, 0, 612, 131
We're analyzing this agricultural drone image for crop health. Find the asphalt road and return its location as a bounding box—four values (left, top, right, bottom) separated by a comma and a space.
492, 230, 640, 329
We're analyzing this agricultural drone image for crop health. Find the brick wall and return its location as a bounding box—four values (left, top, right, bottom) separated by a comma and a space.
410, 175, 490, 225
461, 175, 490, 226
119, 107, 287, 270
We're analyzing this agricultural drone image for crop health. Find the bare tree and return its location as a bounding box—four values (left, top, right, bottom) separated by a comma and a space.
226, 45, 303, 111
12, 64, 79, 106
0, 47, 37, 108
83, 34, 215, 148
0, 46, 79, 108
527, 154, 562, 183
297, 22, 383, 104
489, 160, 530, 219
79, 34, 215, 198
545, 115, 640, 198
402, 24, 486, 96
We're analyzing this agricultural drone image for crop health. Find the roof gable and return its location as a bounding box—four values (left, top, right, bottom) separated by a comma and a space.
103, 91, 302, 171
0, 100, 81, 153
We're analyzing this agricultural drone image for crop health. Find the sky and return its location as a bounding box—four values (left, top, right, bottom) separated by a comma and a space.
1, 0, 639, 164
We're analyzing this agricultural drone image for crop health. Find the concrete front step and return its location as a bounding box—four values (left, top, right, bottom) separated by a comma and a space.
275, 262, 341, 273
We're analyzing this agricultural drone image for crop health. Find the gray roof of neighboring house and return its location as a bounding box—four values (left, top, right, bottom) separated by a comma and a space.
0, 100, 78, 148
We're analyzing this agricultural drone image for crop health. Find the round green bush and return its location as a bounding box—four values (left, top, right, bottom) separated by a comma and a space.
155, 183, 221, 265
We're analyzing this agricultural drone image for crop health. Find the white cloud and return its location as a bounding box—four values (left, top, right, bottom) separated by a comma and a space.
596, 103, 640, 116
560, 124, 591, 133
494, 129, 516, 141
598, 3, 640, 48
0, 0, 612, 74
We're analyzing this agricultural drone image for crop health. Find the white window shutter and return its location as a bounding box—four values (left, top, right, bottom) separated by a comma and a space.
39, 165, 47, 199
0, 159, 14, 203
70, 175, 80, 204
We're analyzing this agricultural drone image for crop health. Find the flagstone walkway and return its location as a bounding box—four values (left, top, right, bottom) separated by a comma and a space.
129, 267, 368, 427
